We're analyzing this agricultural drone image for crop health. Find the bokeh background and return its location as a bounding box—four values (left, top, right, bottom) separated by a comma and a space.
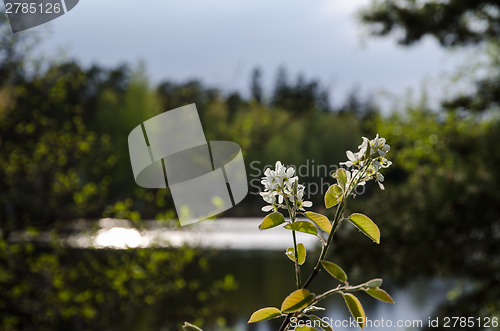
1, 1, 499, 330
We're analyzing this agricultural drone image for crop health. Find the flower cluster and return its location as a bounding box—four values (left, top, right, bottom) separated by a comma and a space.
339, 134, 392, 191
260, 161, 312, 212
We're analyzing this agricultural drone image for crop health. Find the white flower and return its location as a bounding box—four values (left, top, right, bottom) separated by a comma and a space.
370, 134, 390, 157
296, 184, 313, 210
260, 190, 276, 204
260, 161, 312, 212
358, 137, 370, 157
340, 150, 364, 168
338, 134, 392, 192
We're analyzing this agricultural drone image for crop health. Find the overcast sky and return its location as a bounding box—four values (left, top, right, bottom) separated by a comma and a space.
14, 0, 461, 108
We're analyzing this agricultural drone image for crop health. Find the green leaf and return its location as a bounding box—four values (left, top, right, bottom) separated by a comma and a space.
343, 293, 366, 329
324, 184, 343, 209
281, 289, 315, 313
306, 315, 334, 331
365, 278, 383, 289
295, 327, 319, 331
259, 212, 286, 230
320, 260, 347, 283
366, 288, 395, 303
348, 213, 380, 244
182, 322, 203, 331
304, 211, 332, 233
248, 307, 283, 323
333, 168, 348, 188
286, 243, 306, 265
284, 221, 318, 236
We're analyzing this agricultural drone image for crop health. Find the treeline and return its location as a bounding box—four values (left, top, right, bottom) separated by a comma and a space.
0, 31, 380, 234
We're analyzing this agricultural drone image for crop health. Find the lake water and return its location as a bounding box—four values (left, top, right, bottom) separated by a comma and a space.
66, 218, 458, 331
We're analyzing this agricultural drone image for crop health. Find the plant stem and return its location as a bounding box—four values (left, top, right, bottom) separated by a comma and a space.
314, 283, 366, 302
279, 161, 374, 331
303, 199, 345, 289
282, 188, 301, 289
279, 201, 345, 331
292, 229, 301, 289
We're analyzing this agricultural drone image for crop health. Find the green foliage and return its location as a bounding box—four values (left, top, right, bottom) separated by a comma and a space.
303, 212, 331, 233
324, 184, 343, 209
295, 326, 319, 331
364, 278, 383, 289
286, 243, 306, 265
305, 315, 333, 331
280, 289, 316, 313
252, 138, 394, 330
0, 240, 236, 330
350, 106, 500, 322
342, 293, 366, 329
359, 0, 500, 47
259, 212, 286, 230
365, 288, 395, 303
348, 213, 381, 244
320, 261, 347, 283
284, 221, 318, 236
247, 307, 283, 323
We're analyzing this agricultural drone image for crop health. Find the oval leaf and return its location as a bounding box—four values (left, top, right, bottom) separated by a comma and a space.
281, 289, 315, 313
348, 213, 380, 244
284, 221, 318, 236
366, 288, 395, 303
248, 307, 282, 323
333, 168, 348, 188
304, 211, 332, 233
295, 327, 319, 331
324, 184, 343, 209
343, 293, 366, 329
365, 278, 383, 289
320, 260, 347, 283
306, 315, 334, 331
182, 322, 203, 331
286, 243, 306, 265
259, 212, 286, 230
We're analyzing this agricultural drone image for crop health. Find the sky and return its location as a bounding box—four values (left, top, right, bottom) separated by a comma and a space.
12, 0, 461, 109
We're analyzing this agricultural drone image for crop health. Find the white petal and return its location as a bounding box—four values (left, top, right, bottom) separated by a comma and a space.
262, 205, 274, 212
377, 181, 385, 190
376, 173, 385, 182
302, 201, 313, 207
346, 150, 356, 162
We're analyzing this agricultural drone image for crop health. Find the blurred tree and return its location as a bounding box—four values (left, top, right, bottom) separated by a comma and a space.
0, 20, 237, 331
250, 67, 263, 103
360, 0, 500, 114
0, 14, 32, 85
338, 87, 378, 119
360, 0, 500, 47
272, 67, 330, 114
340, 106, 500, 328
358, 3, 500, 321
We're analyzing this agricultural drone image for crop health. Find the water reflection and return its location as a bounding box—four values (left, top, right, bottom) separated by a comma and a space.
94, 227, 143, 249
194, 249, 456, 331
40, 218, 460, 329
